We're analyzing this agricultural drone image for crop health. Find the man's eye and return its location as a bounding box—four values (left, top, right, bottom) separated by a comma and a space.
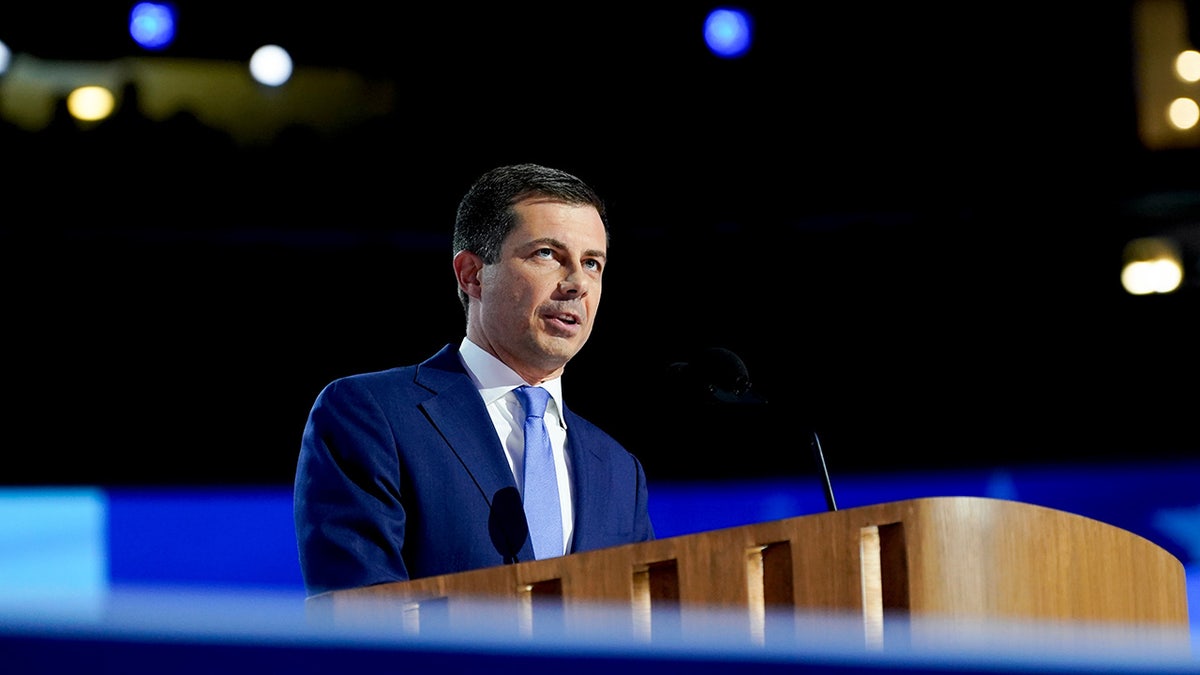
584, 259, 602, 272
534, 248, 554, 258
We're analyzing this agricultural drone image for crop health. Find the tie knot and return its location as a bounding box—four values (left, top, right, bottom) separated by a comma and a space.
515, 385, 550, 419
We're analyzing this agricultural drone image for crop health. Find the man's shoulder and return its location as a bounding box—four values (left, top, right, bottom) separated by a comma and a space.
330, 365, 411, 387
331, 344, 460, 384
321, 344, 467, 398
317, 366, 415, 405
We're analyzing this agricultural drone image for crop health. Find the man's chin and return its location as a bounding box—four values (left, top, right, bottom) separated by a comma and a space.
538, 334, 586, 363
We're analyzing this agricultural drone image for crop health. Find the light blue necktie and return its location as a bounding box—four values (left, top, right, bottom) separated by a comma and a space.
514, 385, 563, 560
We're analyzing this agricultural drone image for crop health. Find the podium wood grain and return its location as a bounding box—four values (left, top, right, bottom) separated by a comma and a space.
309, 497, 1190, 648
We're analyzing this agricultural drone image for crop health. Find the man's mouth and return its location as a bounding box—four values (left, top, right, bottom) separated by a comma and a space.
542, 310, 582, 331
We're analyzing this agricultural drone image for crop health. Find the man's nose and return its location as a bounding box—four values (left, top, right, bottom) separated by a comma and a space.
558, 267, 589, 295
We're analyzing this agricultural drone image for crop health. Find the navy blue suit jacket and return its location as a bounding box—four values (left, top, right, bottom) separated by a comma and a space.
294, 343, 655, 596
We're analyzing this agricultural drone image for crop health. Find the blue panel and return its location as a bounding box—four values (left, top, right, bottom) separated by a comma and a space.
0, 487, 106, 604
106, 487, 303, 590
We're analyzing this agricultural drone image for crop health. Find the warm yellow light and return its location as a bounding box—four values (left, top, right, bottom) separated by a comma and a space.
1121, 259, 1183, 294
1166, 97, 1199, 129
1133, 0, 1200, 148
1176, 49, 1200, 82
1121, 236, 1184, 295
66, 86, 116, 122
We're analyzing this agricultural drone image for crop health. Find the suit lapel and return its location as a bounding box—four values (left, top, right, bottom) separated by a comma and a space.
415, 346, 517, 500
563, 407, 604, 552
415, 345, 535, 562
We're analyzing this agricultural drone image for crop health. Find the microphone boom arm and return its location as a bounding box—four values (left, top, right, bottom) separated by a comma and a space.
810, 430, 837, 512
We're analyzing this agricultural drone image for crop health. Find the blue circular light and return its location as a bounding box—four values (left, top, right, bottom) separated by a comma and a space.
704, 8, 752, 59
129, 2, 177, 51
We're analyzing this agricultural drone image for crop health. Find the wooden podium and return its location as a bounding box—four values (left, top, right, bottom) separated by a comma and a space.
308, 497, 1191, 651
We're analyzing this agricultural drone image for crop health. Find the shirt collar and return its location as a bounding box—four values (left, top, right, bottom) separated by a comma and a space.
459, 337, 565, 417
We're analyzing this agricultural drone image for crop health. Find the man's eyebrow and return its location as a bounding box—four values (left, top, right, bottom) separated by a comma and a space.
528, 238, 607, 261
529, 237, 563, 247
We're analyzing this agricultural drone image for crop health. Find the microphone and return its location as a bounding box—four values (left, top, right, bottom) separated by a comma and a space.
667, 347, 766, 405
488, 486, 528, 564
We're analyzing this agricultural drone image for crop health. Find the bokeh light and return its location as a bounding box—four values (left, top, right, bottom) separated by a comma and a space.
1167, 97, 1200, 130
129, 2, 177, 51
704, 8, 753, 59
1175, 49, 1200, 83
1121, 236, 1184, 295
66, 85, 116, 122
249, 44, 293, 86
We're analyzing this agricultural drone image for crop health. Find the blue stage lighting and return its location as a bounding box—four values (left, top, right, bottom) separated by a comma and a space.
704, 7, 752, 59
129, 2, 177, 51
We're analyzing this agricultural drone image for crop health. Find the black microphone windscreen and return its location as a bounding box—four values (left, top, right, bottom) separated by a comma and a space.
668, 347, 765, 405
488, 486, 528, 563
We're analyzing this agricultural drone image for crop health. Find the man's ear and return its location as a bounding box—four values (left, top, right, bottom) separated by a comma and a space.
453, 250, 484, 300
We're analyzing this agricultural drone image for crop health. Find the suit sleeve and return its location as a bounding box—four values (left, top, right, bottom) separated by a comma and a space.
294, 377, 409, 596
633, 455, 655, 543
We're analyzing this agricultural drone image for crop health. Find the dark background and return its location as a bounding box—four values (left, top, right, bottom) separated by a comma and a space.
1, 3, 1196, 486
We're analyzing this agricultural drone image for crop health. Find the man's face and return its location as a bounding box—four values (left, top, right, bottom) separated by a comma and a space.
473, 197, 607, 383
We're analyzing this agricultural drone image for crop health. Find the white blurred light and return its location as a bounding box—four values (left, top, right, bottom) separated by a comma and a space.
1122, 260, 1184, 295
1167, 97, 1200, 129
249, 44, 293, 87
1175, 49, 1200, 83
704, 8, 753, 59
1121, 236, 1184, 295
0, 40, 10, 75
66, 86, 116, 122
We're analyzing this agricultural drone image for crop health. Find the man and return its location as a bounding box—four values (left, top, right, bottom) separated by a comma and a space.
294, 163, 655, 597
